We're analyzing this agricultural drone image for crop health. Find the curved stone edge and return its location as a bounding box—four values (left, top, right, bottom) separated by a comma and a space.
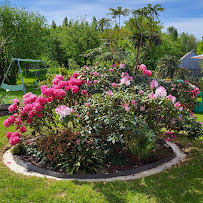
2, 141, 186, 182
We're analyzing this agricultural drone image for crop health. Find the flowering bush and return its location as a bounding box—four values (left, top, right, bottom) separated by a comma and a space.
3, 62, 202, 174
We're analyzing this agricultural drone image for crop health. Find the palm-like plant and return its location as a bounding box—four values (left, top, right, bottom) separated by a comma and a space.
108, 6, 129, 29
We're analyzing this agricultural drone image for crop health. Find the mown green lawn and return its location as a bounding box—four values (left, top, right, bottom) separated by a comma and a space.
0, 93, 202, 202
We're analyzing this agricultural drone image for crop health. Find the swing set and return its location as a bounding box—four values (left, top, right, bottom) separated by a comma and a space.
0, 58, 49, 94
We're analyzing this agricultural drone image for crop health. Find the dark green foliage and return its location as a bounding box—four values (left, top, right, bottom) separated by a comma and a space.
36, 128, 103, 174
11, 143, 27, 155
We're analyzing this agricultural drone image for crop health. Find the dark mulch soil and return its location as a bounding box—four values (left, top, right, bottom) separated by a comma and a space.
16, 139, 174, 175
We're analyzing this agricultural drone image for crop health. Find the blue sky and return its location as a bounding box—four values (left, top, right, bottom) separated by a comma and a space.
3, 0, 203, 40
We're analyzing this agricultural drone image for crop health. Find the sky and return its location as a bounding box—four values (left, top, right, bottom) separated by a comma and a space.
2, 0, 203, 40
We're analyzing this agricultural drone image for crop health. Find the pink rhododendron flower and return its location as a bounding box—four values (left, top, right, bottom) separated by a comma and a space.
120, 72, 133, 86
72, 72, 80, 78
8, 104, 18, 112
119, 63, 125, 68
52, 78, 61, 85
149, 92, 157, 100
6, 132, 12, 139
71, 85, 79, 94
93, 80, 98, 85
150, 80, 158, 89
197, 121, 203, 125
32, 103, 44, 112
55, 105, 73, 119
167, 94, 176, 103
86, 103, 90, 107
13, 99, 20, 104
106, 90, 113, 96
144, 69, 152, 77
174, 101, 181, 109
139, 64, 147, 71
36, 97, 48, 105
109, 68, 114, 72
112, 82, 119, 88
28, 111, 35, 118
179, 107, 183, 112
188, 142, 192, 145
76, 139, 80, 145
122, 103, 130, 112
131, 100, 136, 105
55, 75, 64, 81
86, 112, 90, 116
54, 89, 66, 98
140, 106, 145, 111
3, 116, 15, 127
111, 64, 116, 67
20, 127, 27, 133
93, 71, 100, 77
23, 93, 37, 105
87, 80, 92, 86
9, 135, 21, 146
155, 86, 167, 97
191, 87, 199, 96
139, 90, 144, 95
81, 89, 87, 95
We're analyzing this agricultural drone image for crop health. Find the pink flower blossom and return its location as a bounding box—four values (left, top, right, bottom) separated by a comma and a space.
167, 94, 176, 103
9, 135, 21, 146
55, 105, 73, 119
112, 82, 119, 88
95, 62, 99, 66
20, 127, 27, 133
150, 80, 158, 89
93, 71, 100, 77
36, 97, 48, 105
81, 89, 87, 95
71, 85, 79, 94
131, 100, 136, 105
139, 64, 147, 71
37, 113, 43, 118
32, 103, 44, 112
3, 116, 15, 127
86, 103, 91, 107
188, 142, 192, 145
122, 103, 130, 112
139, 90, 144, 95
13, 99, 20, 104
119, 63, 125, 68
174, 101, 181, 109
52, 78, 61, 85
111, 64, 116, 67
109, 68, 114, 72
6, 132, 12, 139
86, 112, 90, 116
106, 90, 113, 96
76, 139, 80, 145
140, 106, 145, 111
28, 111, 35, 118
55, 75, 64, 81
87, 80, 92, 86
8, 104, 18, 112
93, 80, 98, 85
179, 107, 183, 112
197, 121, 203, 125
72, 72, 80, 78
149, 92, 157, 100
143, 69, 152, 77
155, 86, 167, 97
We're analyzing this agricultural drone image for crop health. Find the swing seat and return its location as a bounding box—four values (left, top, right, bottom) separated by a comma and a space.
1, 83, 24, 91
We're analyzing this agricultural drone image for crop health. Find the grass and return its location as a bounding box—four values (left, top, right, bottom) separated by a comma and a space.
0, 94, 202, 202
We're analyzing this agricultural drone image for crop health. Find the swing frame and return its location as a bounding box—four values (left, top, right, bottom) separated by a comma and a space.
0, 58, 49, 94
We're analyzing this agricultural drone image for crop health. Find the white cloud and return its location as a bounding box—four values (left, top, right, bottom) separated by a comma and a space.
162, 18, 203, 40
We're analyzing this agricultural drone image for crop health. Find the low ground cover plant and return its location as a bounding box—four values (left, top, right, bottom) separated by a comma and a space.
3, 62, 202, 174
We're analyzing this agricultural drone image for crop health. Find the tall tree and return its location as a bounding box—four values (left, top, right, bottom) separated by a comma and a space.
108, 6, 129, 29
167, 26, 178, 41
63, 17, 68, 27
126, 4, 165, 74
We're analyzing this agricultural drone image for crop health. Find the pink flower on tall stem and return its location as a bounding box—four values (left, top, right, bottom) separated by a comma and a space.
106, 90, 113, 96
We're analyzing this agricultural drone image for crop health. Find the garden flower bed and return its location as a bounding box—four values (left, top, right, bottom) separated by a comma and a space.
3, 63, 202, 176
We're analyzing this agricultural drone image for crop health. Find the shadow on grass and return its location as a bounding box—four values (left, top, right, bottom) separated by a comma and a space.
73, 150, 203, 203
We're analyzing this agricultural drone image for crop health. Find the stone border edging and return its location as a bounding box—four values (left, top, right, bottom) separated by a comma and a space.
2, 141, 186, 182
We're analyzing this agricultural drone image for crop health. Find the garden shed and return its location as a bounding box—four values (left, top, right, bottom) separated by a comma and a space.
179, 51, 203, 77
